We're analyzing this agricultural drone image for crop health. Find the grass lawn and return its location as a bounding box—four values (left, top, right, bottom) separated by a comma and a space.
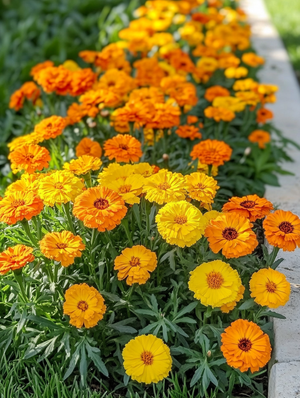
264, 0, 300, 78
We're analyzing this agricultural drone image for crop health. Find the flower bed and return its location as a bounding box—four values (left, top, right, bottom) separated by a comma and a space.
1, 0, 299, 397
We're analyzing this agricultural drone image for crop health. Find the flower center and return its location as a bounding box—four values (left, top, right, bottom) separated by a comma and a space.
196, 183, 205, 190
54, 183, 64, 190
119, 184, 132, 194
119, 144, 129, 150
222, 227, 238, 240
12, 199, 25, 208
174, 215, 187, 225
238, 338, 252, 352
279, 221, 294, 234
25, 154, 35, 161
77, 301, 88, 311
56, 243, 68, 249
266, 280, 277, 293
129, 256, 140, 267
206, 271, 224, 289
240, 200, 256, 209
141, 351, 154, 365
158, 182, 170, 190
94, 198, 109, 210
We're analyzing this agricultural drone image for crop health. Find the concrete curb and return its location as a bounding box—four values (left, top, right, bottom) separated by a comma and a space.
241, 1, 300, 397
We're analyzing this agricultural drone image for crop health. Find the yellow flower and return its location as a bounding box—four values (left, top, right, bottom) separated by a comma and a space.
201, 210, 221, 232
101, 174, 145, 205
38, 170, 85, 206
220, 285, 245, 313
156, 201, 205, 247
114, 245, 157, 285
196, 161, 218, 177
63, 155, 102, 175
98, 163, 135, 185
189, 260, 242, 308
212, 96, 246, 112
132, 162, 155, 178
122, 335, 172, 384
225, 67, 248, 79
185, 172, 219, 204
143, 169, 186, 205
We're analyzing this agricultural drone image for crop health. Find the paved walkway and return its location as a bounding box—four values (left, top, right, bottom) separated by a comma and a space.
241, 0, 300, 397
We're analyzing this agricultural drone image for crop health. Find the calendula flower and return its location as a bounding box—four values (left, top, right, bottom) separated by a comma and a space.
132, 162, 155, 177
263, 210, 300, 251
190, 139, 232, 167
0, 191, 43, 225
5, 173, 40, 195
98, 163, 135, 185
69, 68, 97, 96
96, 68, 136, 97
225, 66, 248, 79
101, 174, 145, 205
63, 283, 106, 328
156, 201, 205, 247
35, 65, 72, 95
222, 194, 273, 222
175, 125, 202, 140
128, 87, 165, 104
38, 170, 85, 207
122, 335, 172, 384
143, 169, 186, 205
30, 60, 54, 79
221, 319, 272, 372
250, 268, 290, 308
204, 86, 230, 102
204, 106, 236, 122
189, 260, 242, 307
39, 231, 85, 267
8, 132, 42, 152
63, 155, 102, 176
134, 57, 167, 87
114, 245, 157, 285
76, 138, 102, 158
8, 145, 50, 174
205, 213, 258, 259
73, 186, 127, 231
185, 173, 219, 204
220, 285, 245, 313
34, 116, 66, 141
187, 115, 199, 124
104, 134, 143, 163
145, 102, 181, 130
256, 107, 273, 123
233, 78, 258, 91
9, 82, 41, 111
248, 130, 271, 148
0, 245, 34, 275
242, 52, 264, 67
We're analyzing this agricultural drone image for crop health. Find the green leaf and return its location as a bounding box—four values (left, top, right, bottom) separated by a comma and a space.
63, 343, 81, 380
190, 363, 204, 387
86, 343, 108, 377
238, 298, 255, 310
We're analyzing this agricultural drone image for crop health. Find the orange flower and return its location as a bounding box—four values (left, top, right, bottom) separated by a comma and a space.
73, 186, 127, 231
0, 245, 34, 275
187, 115, 199, 124
256, 107, 273, 124
128, 87, 165, 104
35, 65, 72, 95
9, 82, 41, 111
248, 130, 271, 148
0, 191, 43, 225
175, 125, 202, 140
76, 138, 102, 158
104, 134, 143, 163
221, 319, 271, 373
39, 231, 85, 267
134, 58, 167, 87
34, 116, 66, 140
263, 210, 300, 251
204, 86, 230, 102
204, 106, 235, 122
79, 50, 99, 63
63, 155, 102, 175
205, 213, 258, 258
30, 60, 54, 79
96, 69, 136, 97
190, 139, 232, 166
69, 68, 97, 96
111, 102, 153, 125
8, 145, 50, 174
222, 194, 273, 222
145, 102, 181, 130
242, 52, 264, 67
9, 89, 24, 111
79, 89, 122, 109
65, 103, 90, 125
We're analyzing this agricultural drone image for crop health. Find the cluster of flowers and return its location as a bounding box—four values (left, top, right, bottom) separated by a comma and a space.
2, 0, 298, 394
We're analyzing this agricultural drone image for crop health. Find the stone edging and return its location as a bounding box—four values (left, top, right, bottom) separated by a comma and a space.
241, 0, 300, 397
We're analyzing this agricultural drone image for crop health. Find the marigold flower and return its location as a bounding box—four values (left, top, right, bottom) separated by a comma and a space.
220, 285, 245, 313
134, 58, 167, 87
9, 82, 41, 111
189, 260, 242, 307
222, 194, 273, 222
96, 68, 136, 96
8, 145, 50, 174
104, 134, 143, 163
212, 96, 245, 113
38, 170, 85, 207
225, 66, 248, 79
128, 87, 165, 104
248, 130, 271, 148
190, 139, 232, 167
73, 186, 127, 231
205, 213, 258, 258
63, 283, 106, 328
101, 174, 145, 205
8, 132, 43, 152
76, 138, 102, 158
34, 116, 66, 141
30, 60, 54, 79
40, 231, 85, 267
122, 335, 172, 384
256, 107, 273, 123
35, 65, 72, 95
111, 101, 153, 125
233, 78, 258, 91
185, 172, 219, 204
114, 245, 157, 285
263, 210, 300, 251
187, 115, 199, 124
69, 68, 97, 96
242, 52, 264, 67
196, 161, 218, 177
5, 173, 40, 195
63, 155, 102, 176
0, 245, 35, 275
98, 163, 135, 185
156, 201, 205, 247
79, 89, 122, 109
250, 268, 290, 308
79, 50, 99, 63
221, 319, 272, 373
0, 191, 43, 225
143, 169, 186, 205
145, 102, 181, 130
175, 125, 202, 140
204, 106, 235, 122
204, 86, 230, 102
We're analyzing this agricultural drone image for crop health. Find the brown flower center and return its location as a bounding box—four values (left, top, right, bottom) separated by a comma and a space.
158, 182, 170, 190
266, 280, 277, 293
56, 243, 68, 249
25, 154, 35, 161
77, 301, 88, 311
94, 198, 109, 210
119, 184, 132, 194
141, 351, 154, 365
54, 183, 64, 190
279, 221, 294, 234
206, 271, 224, 289
174, 215, 187, 225
240, 200, 256, 209
222, 227, 238, 240
238, 338, 252, 352
196, 183, 205, 190
119, 144, 129, 150
12, 199, 25, 208
129, 256, 140, 267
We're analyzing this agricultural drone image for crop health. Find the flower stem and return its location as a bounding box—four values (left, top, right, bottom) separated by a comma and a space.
267, 246, 280, 268
62, 202, 75, 234
13, 270, 28, 301
83, 172, 93, 188
121, 218, 133, 247
20, 220, 38, 247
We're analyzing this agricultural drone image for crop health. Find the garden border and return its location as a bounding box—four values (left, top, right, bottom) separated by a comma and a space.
241, 0, 300, 396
